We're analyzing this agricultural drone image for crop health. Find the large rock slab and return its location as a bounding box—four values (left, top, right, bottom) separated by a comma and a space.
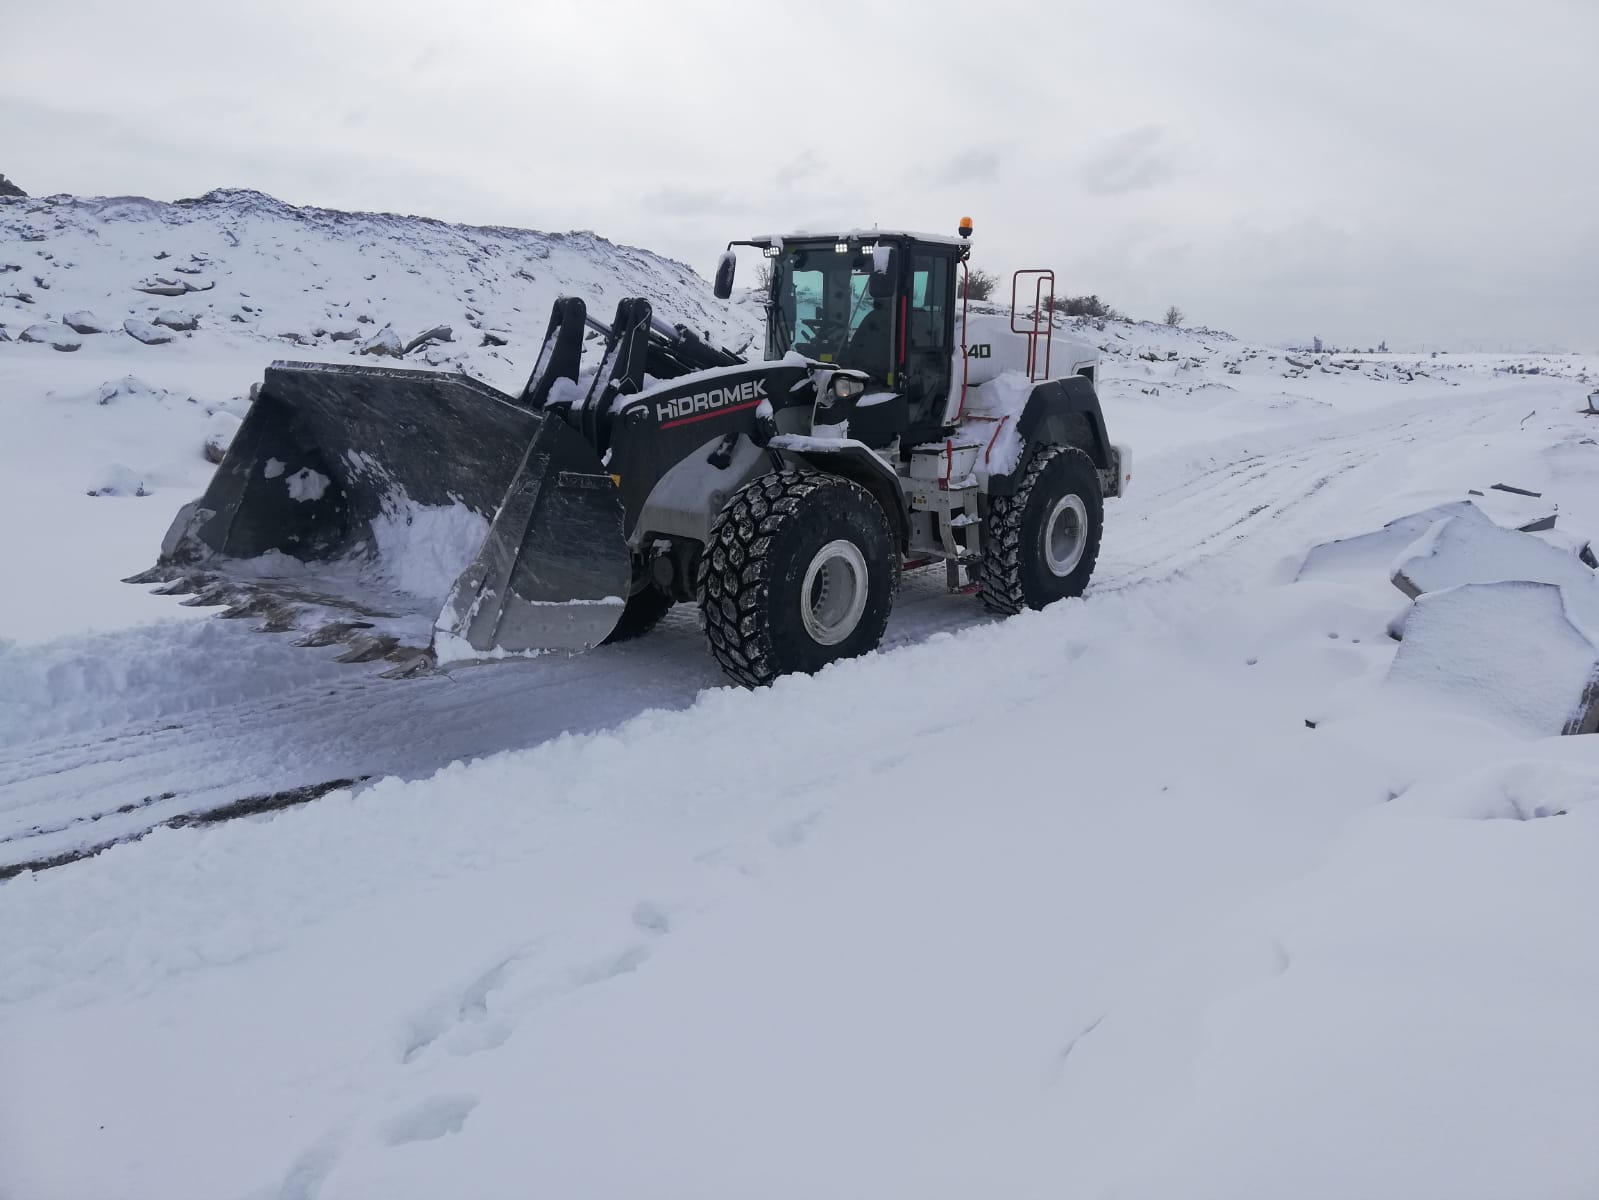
1296, 501, 1492, 582
1392, 515, 1599, 629
1388, 581, 1599, 735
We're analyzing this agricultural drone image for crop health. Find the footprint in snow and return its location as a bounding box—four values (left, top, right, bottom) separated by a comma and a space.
381, 1093, 479, 1146
399, 952, 524, 1064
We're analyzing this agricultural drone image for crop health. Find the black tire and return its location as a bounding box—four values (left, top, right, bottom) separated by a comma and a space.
977, 445, 1103, 615
698, 469, 897, 687
600, 577, 673, 645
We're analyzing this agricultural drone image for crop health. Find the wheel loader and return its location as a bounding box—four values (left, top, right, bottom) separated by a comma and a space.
130, 218, 1131, 686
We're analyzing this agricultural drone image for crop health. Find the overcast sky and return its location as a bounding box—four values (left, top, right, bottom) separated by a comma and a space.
4, 0, 1595, 350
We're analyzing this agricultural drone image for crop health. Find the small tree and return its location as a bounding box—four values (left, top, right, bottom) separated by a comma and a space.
960, 268, 997, 301
1377, 340, 1388, 353
1163, 305, 1184, 327
1054, 294, 1123, 320
755, 263, 772, 292
1312, 336, 1323, 353
0, 173, 25, 199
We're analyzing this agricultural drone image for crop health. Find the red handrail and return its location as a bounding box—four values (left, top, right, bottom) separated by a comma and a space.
1010, 269, 1055, 381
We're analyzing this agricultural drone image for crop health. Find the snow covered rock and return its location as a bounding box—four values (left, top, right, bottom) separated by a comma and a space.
359, 325, 403, 357
134, 277, 213, 297
96, 375, 166, 405
153, 309, 199, 332
18, 322, 82, 351
1388, 581, 1599, 735
86, 464, 150, 498
1392, 515, 1599, 627
62, 310, 107, 334
1296, 501, 1493, 582
203, 411, 242, 464
403, 324, 453, 354
123, 318, 173, 345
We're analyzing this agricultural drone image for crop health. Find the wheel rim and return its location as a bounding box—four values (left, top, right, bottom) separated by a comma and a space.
1043, 494, 1088, 577
801, 539, 869, 646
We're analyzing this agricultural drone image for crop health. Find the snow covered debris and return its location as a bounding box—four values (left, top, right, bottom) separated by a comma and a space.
123, 317, 172, 345
86, 463, 150, 497
1388, 580, 1599, 734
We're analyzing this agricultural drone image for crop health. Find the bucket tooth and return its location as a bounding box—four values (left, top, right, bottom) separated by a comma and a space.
335, 634, 399, 663
152, 578, 199, 596
294, 620, 375, 648
257, 601, 305, 633
380, 648, 436, 679
124, 565, 177, 585
181, 584, 243, 608
219, 596, 277, 620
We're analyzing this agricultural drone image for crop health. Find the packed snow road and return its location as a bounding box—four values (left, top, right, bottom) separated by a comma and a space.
0, 384, 1512, 872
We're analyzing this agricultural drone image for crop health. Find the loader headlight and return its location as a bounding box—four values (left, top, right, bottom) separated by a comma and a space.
831, 375, 865, 401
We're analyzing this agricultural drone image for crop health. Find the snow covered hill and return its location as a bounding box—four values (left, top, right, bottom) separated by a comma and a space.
2, 189, 1598, 1200
0, 186, 758, 377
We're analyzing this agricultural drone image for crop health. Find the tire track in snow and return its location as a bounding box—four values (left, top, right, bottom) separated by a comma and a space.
0, 390, 1514, 870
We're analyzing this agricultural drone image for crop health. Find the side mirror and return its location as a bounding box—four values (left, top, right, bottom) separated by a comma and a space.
713, 250, 736, 300
867, 247, 896, 299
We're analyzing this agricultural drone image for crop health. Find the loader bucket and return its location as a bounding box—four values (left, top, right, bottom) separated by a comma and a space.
133, 359, 629, 667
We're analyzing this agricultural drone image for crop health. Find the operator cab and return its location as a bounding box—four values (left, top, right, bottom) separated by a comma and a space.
717, 229, 970, 447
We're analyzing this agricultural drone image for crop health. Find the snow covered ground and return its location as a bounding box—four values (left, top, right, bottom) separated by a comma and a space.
2, 190, 1597, 1199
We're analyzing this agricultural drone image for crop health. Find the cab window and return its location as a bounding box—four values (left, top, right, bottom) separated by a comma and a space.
908, 254, 950, 351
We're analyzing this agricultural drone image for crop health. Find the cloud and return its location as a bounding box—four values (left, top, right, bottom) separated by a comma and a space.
1077, 126, 1180, 196
642, 186, 754, 219
922, 146, 1005, 188
2, 0, 1595, 349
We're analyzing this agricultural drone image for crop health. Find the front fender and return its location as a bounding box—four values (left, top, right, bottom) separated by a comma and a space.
987, 375, 1114, 497
768, 435, 910, 553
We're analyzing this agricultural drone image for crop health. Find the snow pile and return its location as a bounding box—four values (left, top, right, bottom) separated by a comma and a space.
958, 368, 1032, 478
370, 499, 490, 604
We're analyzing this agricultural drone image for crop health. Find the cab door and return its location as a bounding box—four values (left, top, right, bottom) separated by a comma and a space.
900, 249, 957, 439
